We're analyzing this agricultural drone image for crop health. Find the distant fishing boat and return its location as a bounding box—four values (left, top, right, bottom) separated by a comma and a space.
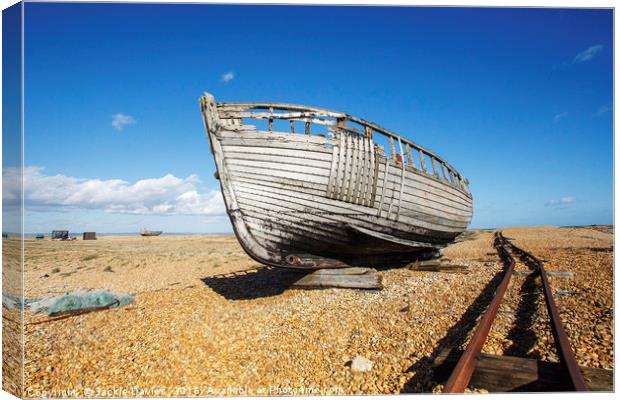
140, 229, 163, 237
199, 92, 473, 270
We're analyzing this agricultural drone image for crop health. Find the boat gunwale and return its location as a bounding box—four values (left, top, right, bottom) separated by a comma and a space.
216, 100, 470, 194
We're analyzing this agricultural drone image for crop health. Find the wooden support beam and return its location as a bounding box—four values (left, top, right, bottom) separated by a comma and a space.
290, 119, 295, 133
290, 268, 382, 290
405, 143, 414, 167
419, 150, 427, 172
305, 119, 311, 136
408, 259, 468, 273
268, 106, 273, 132
433, 348, 613, 392
431, 157, 439, 177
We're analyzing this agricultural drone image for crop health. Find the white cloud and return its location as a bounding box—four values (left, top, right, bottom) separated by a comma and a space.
111, 113, 136, 131
4, 166, 225, 216
573, 45, 603, 63
546, 196, 576, 207
221, 71, 234, 83
553, 112, 568, 123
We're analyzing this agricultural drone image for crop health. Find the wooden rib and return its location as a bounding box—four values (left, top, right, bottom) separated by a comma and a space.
361, 136, 371, 206
335, 134, 346, 199
419, 149, 427, 172
326, 142, 339, 198
377, 157, 389, 217
396, 137, 406, 221
290, 119, 295, 133
349, 136, 362, 203
441, 163, 450, 182
370, 143, 379, 207
405, 143, 414, 167
431, 157, 439, 177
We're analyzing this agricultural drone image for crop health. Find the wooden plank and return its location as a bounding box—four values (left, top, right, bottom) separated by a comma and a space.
225, 158, 328, 176
229, 165, 473, 220
547, 271, 574, 278
219, 111, 342, 120
227, 164, 329, 186
311, 267, 375, 275
222, 145, 333, 161
234, 177, 473, 228
433, 348, 613, 392
291, 270, 382, 290
225, 152, 332, 169
225, 145, 473, 209
234, 186, 466, 236
234, 180, 469, 232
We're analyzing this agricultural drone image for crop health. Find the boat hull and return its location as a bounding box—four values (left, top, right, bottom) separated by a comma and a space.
200, 94, 473, 269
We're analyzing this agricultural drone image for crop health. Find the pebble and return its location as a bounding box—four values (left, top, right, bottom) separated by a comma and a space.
348, 356, 373, 372
2, 227, 611, 396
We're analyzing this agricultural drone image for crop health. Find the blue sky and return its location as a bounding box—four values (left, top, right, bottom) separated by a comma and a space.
15, 3, 613, 233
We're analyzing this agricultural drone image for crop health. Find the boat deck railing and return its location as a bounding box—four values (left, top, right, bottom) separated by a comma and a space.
216, 101, 470, 193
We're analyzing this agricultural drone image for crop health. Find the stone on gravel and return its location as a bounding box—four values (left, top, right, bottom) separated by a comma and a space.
348, 356, 373, 372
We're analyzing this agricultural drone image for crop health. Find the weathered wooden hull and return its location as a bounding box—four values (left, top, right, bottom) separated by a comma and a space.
200, 93, 473, 269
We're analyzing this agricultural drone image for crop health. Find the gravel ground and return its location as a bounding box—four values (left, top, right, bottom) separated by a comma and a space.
6, 227, 614, 397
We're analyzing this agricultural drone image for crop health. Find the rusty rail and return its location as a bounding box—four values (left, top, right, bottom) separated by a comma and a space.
442, 232, 515, 392
443, 232, 587, 392
505, 238, 588, 391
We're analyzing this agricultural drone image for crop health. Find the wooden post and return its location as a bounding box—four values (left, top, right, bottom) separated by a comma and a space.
441, 163, 450, 182
365, 126, 372, 138
337, 117, 346, 130
431, 157, 439, 177
268, 107, 273, 132
405, 143, 413, 167
290, 119, 295, 133
305, 119, 311, 136
389, 137, 396, 158
419, 150, 427, 172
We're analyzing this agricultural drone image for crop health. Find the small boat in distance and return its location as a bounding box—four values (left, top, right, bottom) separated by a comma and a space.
199, 92, 473, 270
140, 229, 163, 237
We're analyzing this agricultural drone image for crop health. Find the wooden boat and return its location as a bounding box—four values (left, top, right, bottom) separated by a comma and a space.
140, 229, 163, 237
200, 92, 473, 270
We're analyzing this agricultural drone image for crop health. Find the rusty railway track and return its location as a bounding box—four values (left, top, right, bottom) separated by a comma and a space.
442, 231, 587, 393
